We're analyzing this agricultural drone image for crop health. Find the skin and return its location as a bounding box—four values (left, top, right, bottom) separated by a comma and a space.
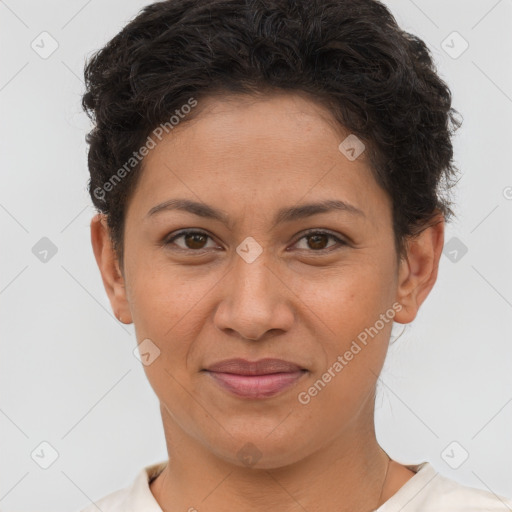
91, 92, 444, 512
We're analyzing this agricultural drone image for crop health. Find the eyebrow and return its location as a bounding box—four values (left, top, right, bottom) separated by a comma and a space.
146, 198, 365, 227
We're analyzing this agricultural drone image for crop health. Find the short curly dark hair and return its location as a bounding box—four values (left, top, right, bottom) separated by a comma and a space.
82, 0, 461, 269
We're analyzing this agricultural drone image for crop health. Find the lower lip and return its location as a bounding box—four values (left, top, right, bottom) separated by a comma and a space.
205, 371, 307, 399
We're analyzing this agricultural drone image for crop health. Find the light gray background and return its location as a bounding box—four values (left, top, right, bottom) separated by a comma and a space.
1, 1, 511, 511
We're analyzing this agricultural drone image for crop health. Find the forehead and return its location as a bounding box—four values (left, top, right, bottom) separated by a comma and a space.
161, 91, 348, 153
128, 92, 391, 228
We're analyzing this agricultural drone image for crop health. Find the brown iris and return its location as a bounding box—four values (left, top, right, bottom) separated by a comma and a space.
184, 232, 208, 249
306, 233, 329, 250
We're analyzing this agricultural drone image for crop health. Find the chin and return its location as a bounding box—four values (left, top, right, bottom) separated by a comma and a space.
204, 423, 316, 470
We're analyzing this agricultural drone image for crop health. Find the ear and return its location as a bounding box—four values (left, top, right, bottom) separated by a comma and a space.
90, 213, 133, 324
394, 212, 445, 324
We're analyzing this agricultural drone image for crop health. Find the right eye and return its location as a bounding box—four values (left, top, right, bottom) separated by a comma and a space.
164, 230, 221, 252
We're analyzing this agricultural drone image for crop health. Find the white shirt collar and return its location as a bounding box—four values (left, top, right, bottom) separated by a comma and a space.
123, 460, 167, 511
123, 460, 433, 511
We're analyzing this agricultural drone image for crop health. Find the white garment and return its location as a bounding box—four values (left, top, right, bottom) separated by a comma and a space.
79, 460, 512, 511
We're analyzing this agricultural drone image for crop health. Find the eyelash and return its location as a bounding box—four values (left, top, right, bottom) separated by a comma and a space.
164, 229, 347, 253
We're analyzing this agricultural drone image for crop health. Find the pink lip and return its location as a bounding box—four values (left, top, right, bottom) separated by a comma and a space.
204, 358, 307, 399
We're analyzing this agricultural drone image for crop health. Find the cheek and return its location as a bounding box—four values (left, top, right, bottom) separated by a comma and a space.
127, 259, 222, 375
292, 261, 395, 339
127, 264, 214, 412
127, 255, 206, 329
293, 269, 394, 424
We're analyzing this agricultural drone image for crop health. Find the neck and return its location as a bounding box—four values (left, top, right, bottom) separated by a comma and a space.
150, 403, 392, 512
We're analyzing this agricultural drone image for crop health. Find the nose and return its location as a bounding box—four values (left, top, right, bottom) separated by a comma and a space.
213, 252, 295, 341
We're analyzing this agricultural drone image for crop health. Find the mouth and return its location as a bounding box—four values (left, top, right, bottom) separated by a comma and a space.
202, 358, 308, 399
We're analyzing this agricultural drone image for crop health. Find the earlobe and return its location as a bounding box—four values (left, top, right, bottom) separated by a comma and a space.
90, 213, 133, 324
394, 214, 445, 324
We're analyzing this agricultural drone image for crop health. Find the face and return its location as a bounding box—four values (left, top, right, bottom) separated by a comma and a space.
92, 92, 443, 469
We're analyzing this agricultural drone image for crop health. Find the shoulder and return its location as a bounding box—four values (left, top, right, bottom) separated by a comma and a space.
380, 462, 512, 512
426, 472, 512, 510
79, 487, 129, 512
77, 461, 168, 512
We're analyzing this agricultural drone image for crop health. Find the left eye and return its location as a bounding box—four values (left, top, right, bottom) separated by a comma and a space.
292, 231, 346, 251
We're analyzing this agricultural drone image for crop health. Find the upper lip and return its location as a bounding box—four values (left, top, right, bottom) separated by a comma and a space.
204, 358, 306, 375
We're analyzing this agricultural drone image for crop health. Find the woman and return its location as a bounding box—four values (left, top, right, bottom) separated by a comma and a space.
80, 0, 512, 510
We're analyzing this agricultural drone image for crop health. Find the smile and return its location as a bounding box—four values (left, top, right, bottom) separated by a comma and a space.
202, 357, 309, 399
